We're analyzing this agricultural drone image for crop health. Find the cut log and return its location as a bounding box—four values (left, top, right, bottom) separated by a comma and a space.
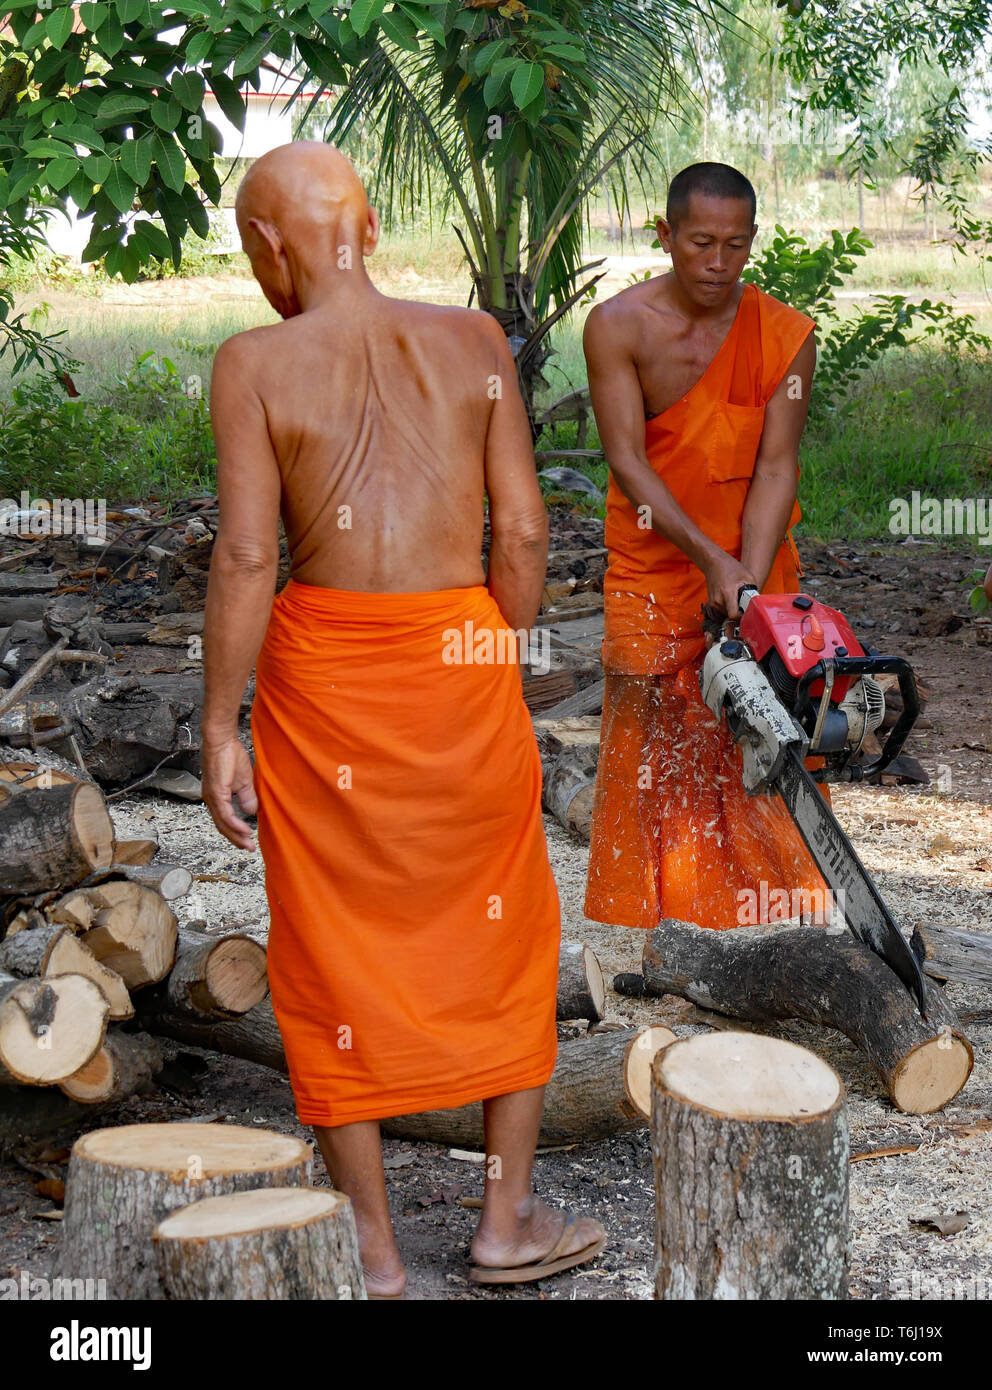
911, 924, 992, 989
58, 1122, 314, 1299
652, 1031, 849, 1299
58, 1030, 162, 1104
0, 927, 131, 1024
537, 678, 605, 720
135, 992, 286, 1069
0, 782, 114, 894
50, 881, 178, 990
0, 971, 108, 1083
543, 743, 599, 842
154, 1187, 366, 1300
0, 760, 79, 789
382, 1024, 677, 1147
165, 930, 268, 1019
112, 838, 159, 867
639, 919, 973, 1115
116, 861, 193, 901
533, 714, 600, 761
64, 668, 205, 783
557, 942, 605, 1022
521, 669, 577, 715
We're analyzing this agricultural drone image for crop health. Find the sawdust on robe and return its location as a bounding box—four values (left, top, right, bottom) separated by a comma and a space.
585, 283, 832, 931
252, 580, 560, 1126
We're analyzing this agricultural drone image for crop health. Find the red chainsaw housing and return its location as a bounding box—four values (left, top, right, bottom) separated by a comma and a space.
739, 594, 865, 699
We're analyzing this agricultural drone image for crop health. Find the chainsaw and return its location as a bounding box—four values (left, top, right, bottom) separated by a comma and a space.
699, 585, 928, 1018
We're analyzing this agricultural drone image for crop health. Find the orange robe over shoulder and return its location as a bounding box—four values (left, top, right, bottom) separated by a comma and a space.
252, 581, 561, 1126
584, 283, 831, 931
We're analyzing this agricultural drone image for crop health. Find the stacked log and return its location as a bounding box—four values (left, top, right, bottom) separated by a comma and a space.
0, 774, 268, 1130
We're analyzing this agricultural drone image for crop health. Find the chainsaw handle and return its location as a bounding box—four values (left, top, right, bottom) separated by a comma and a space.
702, 585, 761, 639
794, 656, 920, 779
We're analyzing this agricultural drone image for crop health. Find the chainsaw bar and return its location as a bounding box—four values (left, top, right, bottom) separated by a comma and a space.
775, 747, 929, 1018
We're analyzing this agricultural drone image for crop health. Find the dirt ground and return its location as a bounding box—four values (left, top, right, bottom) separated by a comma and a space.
2, 524, 991, 1301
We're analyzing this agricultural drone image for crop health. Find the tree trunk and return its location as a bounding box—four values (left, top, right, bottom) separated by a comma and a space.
134, 992, 287, 1068
57, 1121, 314, 1299
634, 919, 972, 1114
652, 1031, 849, 1299
0, 782, 114, 894
154, 1187, 366, 1300
382, 1025, 676, 1147
911, 924, 992, 989
543, 744, 599, 841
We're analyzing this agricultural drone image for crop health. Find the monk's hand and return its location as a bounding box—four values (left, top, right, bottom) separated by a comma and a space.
202, 736, 258, 851
702, 552, 758, 644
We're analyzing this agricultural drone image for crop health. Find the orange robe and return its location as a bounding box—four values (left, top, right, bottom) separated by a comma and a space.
252, 580, 561, 1126
584, 283, 831, 931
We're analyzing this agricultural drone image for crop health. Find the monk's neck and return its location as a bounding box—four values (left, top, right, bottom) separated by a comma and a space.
291, 258, 381, 314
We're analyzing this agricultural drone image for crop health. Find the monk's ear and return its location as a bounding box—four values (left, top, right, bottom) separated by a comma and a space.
245, 216, 286, 269
656, 216, 673, 253
363, 205, 381, 258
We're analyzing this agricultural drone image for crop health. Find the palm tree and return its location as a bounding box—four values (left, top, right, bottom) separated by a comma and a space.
289, 1, 720, 430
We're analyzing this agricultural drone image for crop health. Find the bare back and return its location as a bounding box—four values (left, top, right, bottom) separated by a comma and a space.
210, 294, 531, 592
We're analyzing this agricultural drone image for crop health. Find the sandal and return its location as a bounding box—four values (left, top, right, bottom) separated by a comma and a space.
468, 1213, 607, 1285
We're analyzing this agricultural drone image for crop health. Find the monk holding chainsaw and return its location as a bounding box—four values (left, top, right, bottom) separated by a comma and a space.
201, 143, 604, 1297
583, 162, 831, 932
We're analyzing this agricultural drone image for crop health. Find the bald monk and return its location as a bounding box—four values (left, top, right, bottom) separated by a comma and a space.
583, 161, 831, 932
201, 142, 605, 1296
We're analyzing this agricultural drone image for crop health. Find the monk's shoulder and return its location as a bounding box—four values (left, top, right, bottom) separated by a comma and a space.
584, 278, 659, 349
749, 284, 816, 337
210, 322, 285, 384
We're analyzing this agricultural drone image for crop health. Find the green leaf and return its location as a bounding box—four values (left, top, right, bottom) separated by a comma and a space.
150, 131, 186, 192
296, 36, 348, 84
8, 171, 39, 203
102, 162, 137, 212
83, 153, 113, 183
207, 72, 246, 133
79, 3, 108, 28
308, 0, 336, 16
473, 38, 508, 75
397, 2, 444, 45
97, 91, 149, 119
45, 7, 76, 49
182, 183, 210, 238
45, 156, 79, 191
378, 7, 421, 53
482, 69, 510, 108
510, 62, 544, 112
969, 586, 990, 614
151, 96, 182, 131
130, 218, 171, 258
231, 31, 271, 77
543, 43, 584, 62
350, 0, 388, 37
99, 13, 125, 56
116, 0, 145, 21
171, 70, 206, 111
155, 183, 188, 254
185, 30, 214, 67
119, 135, 153, 185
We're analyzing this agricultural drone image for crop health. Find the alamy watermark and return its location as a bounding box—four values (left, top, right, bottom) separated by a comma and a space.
442, 620, 551, 675
0, 1270, 107, 1299
0, 492, 107, 540
889, 492, 992, 546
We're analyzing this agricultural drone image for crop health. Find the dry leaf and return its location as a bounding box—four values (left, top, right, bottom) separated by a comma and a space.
909, 1211, 970, 1236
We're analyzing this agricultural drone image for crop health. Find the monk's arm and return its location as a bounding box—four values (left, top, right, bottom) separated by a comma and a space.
741, 331, 816, 589
583, 303, 754, 616
202, 336, 282, 849
482, 319, 549, 630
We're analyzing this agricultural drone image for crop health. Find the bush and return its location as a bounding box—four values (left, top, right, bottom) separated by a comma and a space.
0, 351, 215, 500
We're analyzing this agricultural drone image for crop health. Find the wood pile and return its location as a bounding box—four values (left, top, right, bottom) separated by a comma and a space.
0, 764, 267, 1139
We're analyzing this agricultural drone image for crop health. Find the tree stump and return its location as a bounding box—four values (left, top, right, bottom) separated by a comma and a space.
651, 1031, 849, 1300
154, 1187, 366, 1300
57, 1121, 313, 1299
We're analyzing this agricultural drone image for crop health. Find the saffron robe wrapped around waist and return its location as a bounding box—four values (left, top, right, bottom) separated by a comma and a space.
585, 284, 830, 930
251, 579, 561, 1126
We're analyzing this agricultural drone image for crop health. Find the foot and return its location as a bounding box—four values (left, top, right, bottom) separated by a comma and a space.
470, 1195, 604, 1272
362, 1260, 407, 1299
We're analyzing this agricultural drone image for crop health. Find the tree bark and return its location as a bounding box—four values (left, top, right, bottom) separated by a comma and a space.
652, 1031, 849, 1299
636, 919, 972, 1115
543, 744, 599, 841
911, 924, 992, 989
58, 1029, 162, 1104
154, 1187, 366, 1300
557, 941, 605, 1022
0, 782, 114, 894
57, 1121, 314, 1299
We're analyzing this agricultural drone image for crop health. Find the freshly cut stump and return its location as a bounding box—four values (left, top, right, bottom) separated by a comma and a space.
652, 1031, 849, 1300
0, 924, 133, 1020
0, 972, 108, 1083
0, 782, 114, 894
166, 931, 268, 1019
58, 1122, 313, 1299
154, 1187, 366, 1300
383, 1024, 676, 1147
557, 942, 606, 1022
55, 881, 178, 990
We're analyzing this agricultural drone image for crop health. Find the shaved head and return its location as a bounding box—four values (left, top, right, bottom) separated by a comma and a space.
667, 162, 756, 229
235, 142, 379, 318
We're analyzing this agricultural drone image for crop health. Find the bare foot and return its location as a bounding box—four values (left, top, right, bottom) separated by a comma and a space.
363, 1260, 407, 1299
470, 1195, 603, 1270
